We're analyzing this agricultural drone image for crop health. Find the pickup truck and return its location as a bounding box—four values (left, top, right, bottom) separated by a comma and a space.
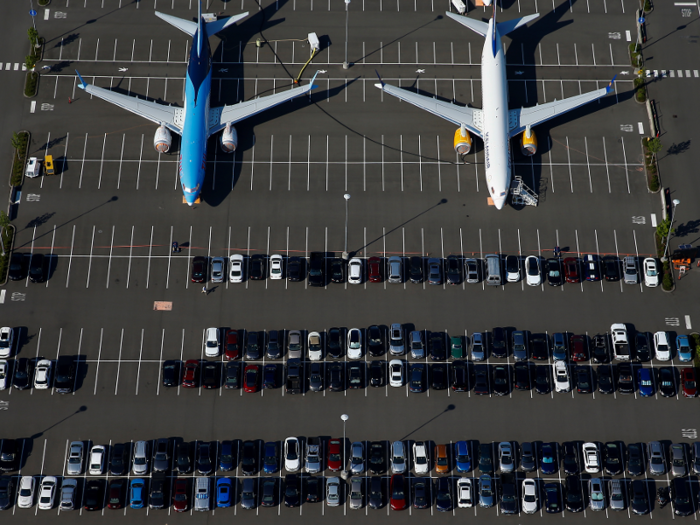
285, 359, 302, 394
610, 324, 630, 361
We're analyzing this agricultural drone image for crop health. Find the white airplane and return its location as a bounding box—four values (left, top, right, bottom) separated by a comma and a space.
375, 3, 616, 209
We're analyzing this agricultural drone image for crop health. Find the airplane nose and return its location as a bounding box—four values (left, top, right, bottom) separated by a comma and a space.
492, 196, 506, 210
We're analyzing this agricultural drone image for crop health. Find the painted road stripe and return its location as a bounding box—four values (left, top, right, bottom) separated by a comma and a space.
0, 290, 5, 304
625, 30, 631, 41
674, 2, 696, 5
651, 213, 657, 227
686, 315, 692, 330
44, 9, 50, 20
638, 122, 644, 134
13, 63, 19, 71
695, 70, 699, 77
30, 101, 36, 113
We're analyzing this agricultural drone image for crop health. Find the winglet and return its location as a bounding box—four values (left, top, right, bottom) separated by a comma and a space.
75, 70, 88, 90
374, 70, 385, 88
606, 75, 617, 93
309, 70, 320, 90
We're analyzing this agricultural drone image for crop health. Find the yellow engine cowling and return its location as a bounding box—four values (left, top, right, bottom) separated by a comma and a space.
520, 126, 537, 156
453, 125, 472, 155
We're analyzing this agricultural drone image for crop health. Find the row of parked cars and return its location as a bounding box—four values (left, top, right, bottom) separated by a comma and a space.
2, 439, 699, 514
190, 253, 661, 287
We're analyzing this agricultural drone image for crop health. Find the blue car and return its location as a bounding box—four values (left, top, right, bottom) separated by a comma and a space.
638, 368, 654, 397
454, 441, 471, 473
219, 440, 234, 471
129, 478, 146, 509
677, 335, 693, 362
263, 442, 279, 474
216, 477, 232, 508
540, 443, 557, 475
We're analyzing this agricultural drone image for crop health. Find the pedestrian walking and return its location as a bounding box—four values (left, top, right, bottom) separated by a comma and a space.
201, 286, 207, 295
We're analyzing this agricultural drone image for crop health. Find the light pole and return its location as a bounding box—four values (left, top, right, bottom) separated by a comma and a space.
663, 199, 680, 261
342, 193, 351, 260
340, 414, 349, 479
343, 0, 351, 69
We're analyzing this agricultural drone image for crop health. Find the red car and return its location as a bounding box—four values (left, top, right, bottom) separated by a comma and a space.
570, 335, 588, 362
390, 474, 407, 510
681, 367, 697, 398
327, 439, 342, 471
172, 479, 188, 512
368, 257, 383, 283
107, 479, 124, 509
225, 330, 240, 360
563, 257, 580, 283
244, 364, 260, 393
182, 359, 200, 388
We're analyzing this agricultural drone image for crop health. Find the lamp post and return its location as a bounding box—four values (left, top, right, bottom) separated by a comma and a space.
342, 193, 351, 260
343, 0, 351, 69
340, 414, 349, 479
663, 199, 680, 261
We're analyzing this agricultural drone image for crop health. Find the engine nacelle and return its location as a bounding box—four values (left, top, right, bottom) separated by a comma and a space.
220, 123, 238, 153
520, 126, 537, 156
453, 124, 472, 155
153, 125, 172, 154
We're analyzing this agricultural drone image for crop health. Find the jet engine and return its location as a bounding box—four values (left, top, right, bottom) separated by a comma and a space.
520, 125, 537, 156
220, 123, 238, 153
153, 125, 172, 154
453, 124, 472, 155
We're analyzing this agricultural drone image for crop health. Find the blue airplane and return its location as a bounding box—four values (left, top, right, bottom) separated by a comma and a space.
76, 1, 318, 206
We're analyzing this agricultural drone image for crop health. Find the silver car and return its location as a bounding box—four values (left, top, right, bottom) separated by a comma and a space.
647, 441, 666, 476
349, 477, 363, 509
389, 324, 404, 355
465, 258, 480, 283
350, 442, 364, 474
59, 479, 78, 511
471, 332, 485, 361
623, 256, 638, 284
287, 331, 303, 359
498, 442, 514, 473
670, 443, 687, 477
387, 256, 402, 284
326, 477, 340, 507
66, 441, 84, 476
479, 475, 495, 508
409, 331, 424, 359
608, 479, 625, 511
210, 257, 225, 283
132, 440, 149, 475
588, 478, 605, 511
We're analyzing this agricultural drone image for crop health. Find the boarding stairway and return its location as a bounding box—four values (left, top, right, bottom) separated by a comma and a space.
510, 176, 538, 207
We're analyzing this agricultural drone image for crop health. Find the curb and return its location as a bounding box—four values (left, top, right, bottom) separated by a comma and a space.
9, 130, 31, 189
23, 71, 39, 98
0, 225, 17, 287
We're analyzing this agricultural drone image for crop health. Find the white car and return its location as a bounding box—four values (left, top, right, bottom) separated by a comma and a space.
553, 361, 571, 393
654, 331, 671, 361
348, 258, 362, 284
498, 442, 514, 472
412, 442, 429, 474
205, 327, 220, 357
38, 476, 57, 510
88, 445, 106, 475
17, 475, 36, 508
457, 477, 473, 508
0, 360, 8, 390
33, 359, 52, 390
525, 255, 541, 286
284, 437, 300, 472
0, 327, 13, 358
643, 257, 659, 287
307, 331, 323, 361
582, 442, 600, 473
269, 254, 283, 280
521, 479, 538, 514
229, 254, 244, 283
389, 359, 403, 387
347, 328, 362, 359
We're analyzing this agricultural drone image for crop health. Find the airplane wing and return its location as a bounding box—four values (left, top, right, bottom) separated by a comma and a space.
508, 78, 615, 137
208, 73, 319, 135
375, 80, 483, 138
75, 71, 183, 134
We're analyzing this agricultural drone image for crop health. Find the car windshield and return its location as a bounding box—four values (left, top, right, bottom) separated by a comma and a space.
524, 494, 536, 502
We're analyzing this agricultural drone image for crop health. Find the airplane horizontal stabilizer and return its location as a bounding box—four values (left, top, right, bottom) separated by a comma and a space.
445, 11, 489, 37
155, 11, 198, 36
206, 12, 249, 36
497, 13, 540, 36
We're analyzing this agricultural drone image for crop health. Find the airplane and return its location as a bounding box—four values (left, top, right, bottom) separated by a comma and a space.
375, 2, 615, 209
76, 1, 318, 206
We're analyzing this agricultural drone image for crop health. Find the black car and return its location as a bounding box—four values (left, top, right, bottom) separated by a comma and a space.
369, 442, 387, 475
305, 476, 321, 503
602, 255, 620, 281
564, 475, 583, 512
409, 256, 423, 284
245, 331, 261, 360
435, 476, 453, 512
287, 256, 305, 282
658, 367, 676, 397
307, 252, 325, 287
329, 258, 345, 283
162, 360, 181, 387
369, 476, 384, 508
249, 254, 266, 280
562, 442, 579, 475
630, 479, 649, 515
513, 363, 531, 391
261, 478, 276, 507
266, 330, 282, 359
369, 360, 385, 387
575, 366, 593, 394
446, 255, 463, 285
492, 365, 509, 396
219, 441, 234, 471
451, 361, 469, 392
149, 474, 166, 509
8, 253, 27, 281
54, 354, 76, 393
201, 362, 219, 389
224, 361, 240, 389
347, 362, 364, 389
109, 443, 128, 476
499, 474, 518, 514
176, 442, 192, 473
190, 256, 207, 282
670, 478, 693, 516
634, 332, 652, 362
429, 333, 446, 361
534, 365, 551, 394
431, 364, 448, 390
617, 363, 634, 394
327, 327, 343, 358
604, 442, 623, 476
0, 439, 20, 472
263, 364, 277, 389
283, 474, 301, 508
530, 333, 549, 360
543, 482, 562, 513
492, 327, 508, 358
0, 476, 14, 510
409, 363, 425, 393
412, 479, 430, 509
241, 441, 257, 475
328, 362, 344, 391
308, 362, 323, 392
596, 365, 615, 394
12, 358, 32, 390
84, 479, 104, 511
478, 443, 494, 474
28, 253, 45, 283
196, 442, 213, 474
546, 258, 563, 286
591, 334, 610, 363
367, 325, 383, 357
474, 365, 490, 395
626, 443, 645, 477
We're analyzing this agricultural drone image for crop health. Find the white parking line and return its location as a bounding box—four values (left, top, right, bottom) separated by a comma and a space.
65, 225, 76, 288
126, 225, 134, 288
114, 329, 124, 395
86, 225, 95, 288
135, 328, 145, 395
146, 226, 154, 288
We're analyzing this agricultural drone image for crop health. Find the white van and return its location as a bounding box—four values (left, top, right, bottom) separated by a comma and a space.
26, 157, 41, 178
485, 254, 502, 286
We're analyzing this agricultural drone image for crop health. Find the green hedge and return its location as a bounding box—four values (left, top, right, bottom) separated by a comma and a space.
11, 131, 29, 187
24, 71, 38, 97
662, 260, 673, 291
0, 228, 13, 284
